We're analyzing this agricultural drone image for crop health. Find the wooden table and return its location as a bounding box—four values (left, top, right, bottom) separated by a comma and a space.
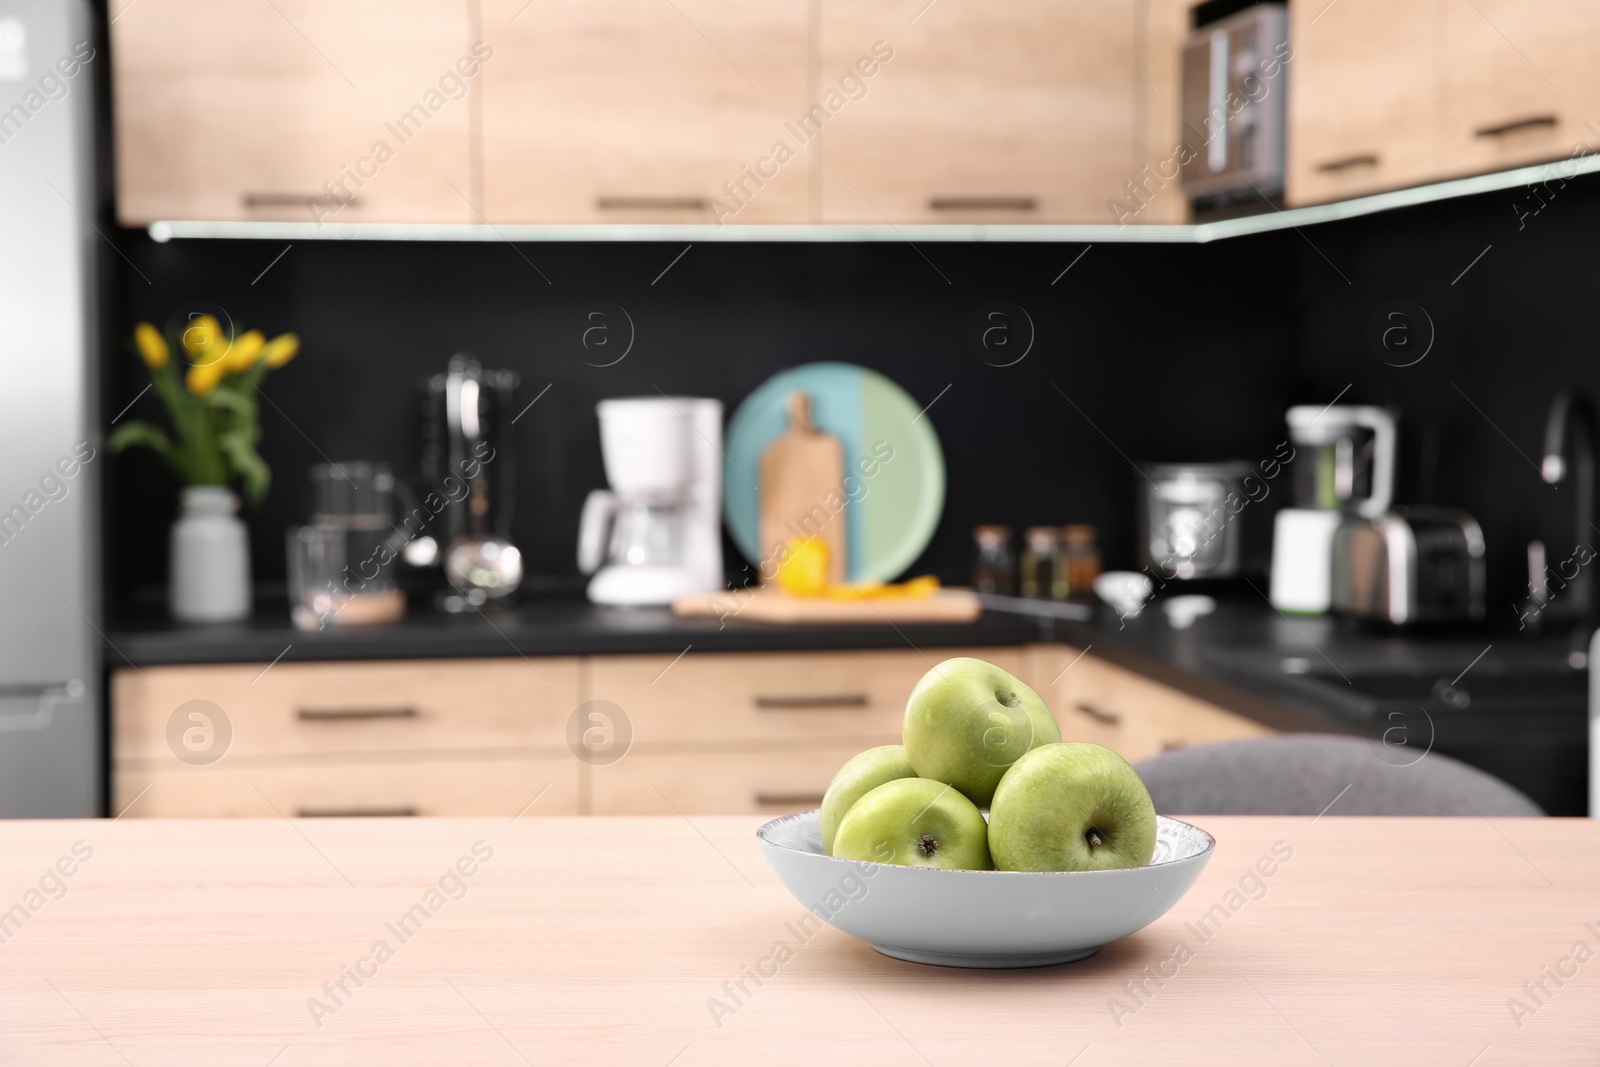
1, 816, 1596, 1064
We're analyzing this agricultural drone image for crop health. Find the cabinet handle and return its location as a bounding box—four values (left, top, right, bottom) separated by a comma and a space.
753, 694, 870, 710
242, 193, 358, 208
1314, 153, 1379, 173
296, 707, 417, 722
596, 196, 711, 211
1072, 701, 1121, 726
297, 806, 417, 817
753, 791, 826, 806
1474, 114, 1558, 138
928, 196, 1037, 211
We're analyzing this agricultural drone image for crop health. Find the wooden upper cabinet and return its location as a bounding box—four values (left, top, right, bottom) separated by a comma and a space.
1284, 0, 1437, 206
111, 0, 474, 226
1437, 0, 1600, 180
479, 0, 811, 224
816, 0, 1139, 225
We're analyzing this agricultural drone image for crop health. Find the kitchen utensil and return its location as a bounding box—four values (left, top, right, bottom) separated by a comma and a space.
757, 809, 1215, 968
1095, 571, 1154, 620
287, 461, 407, 630
1139, 461, 1258, 580
1163, 594, 1217, 629
1330, 506, 1486, 624
420, 354, 521, 610
759, 390, 847, 585
578, 396, 722, 606
724, 363, 944, 584
1271, 405, 1397, 613
671, 586, 981, 624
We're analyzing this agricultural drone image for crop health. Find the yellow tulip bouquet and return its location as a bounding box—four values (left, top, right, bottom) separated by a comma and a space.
108, 313, 300, 506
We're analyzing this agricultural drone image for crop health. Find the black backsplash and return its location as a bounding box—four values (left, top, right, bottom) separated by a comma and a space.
106, 172, 1600, 619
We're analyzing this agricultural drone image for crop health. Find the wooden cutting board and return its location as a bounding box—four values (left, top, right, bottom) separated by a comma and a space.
758, 389, 846, 585
672, 587, 982, 624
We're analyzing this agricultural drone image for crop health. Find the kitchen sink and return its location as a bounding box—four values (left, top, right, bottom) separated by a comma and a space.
1203, 642, 1590, 814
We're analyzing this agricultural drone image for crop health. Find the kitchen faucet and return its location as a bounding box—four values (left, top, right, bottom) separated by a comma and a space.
1530, 390, 1598, 624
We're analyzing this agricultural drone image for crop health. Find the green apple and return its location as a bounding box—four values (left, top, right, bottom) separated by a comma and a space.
902, 657, 1061, 807
987, 742, 1158, 872
831, 777, 993, 871
820, 744, 917, 855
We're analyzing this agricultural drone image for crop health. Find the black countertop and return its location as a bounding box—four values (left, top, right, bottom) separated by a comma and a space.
104, 597, 1051, 665
105, 592, 1590, 736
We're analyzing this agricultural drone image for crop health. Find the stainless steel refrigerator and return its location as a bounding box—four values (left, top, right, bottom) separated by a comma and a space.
0, 0, 101, 816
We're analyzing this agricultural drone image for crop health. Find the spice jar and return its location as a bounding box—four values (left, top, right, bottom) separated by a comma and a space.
972, 525, 1015, 595
1020, 526, 1066, 599
1062, 524, 1102, 597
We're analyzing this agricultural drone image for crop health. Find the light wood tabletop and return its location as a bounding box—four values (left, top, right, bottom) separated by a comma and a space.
0, 815, 1595, 1065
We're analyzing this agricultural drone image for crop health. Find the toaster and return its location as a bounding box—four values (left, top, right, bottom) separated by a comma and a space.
1330, 507, 1486, 624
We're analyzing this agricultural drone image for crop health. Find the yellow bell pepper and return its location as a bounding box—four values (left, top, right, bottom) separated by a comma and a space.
776, 536, 830, 597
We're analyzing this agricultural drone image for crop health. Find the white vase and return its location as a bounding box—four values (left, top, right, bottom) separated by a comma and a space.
169, 487, 251, 622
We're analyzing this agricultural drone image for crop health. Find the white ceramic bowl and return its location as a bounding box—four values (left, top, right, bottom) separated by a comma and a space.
756, 810, 1214, 968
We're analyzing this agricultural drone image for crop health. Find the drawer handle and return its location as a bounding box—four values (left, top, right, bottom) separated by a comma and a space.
1073, 701, 1121, 726
296, 707, 418, 722
1475, 114, 1558, 138
243, 192, 360, 208
754, 694, 870, 710
753, 791, 826, 806
928, 196, 1037, 211
596, 196, 711, 211
298, 806, 418, 817
1314, 153, 1379, 173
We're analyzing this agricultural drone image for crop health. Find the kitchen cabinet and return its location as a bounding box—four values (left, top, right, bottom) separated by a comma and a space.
110, 645, 1267, 817
582, 648, 1016, 746
580, 647, 1024, 814
111, 658, 580, 817
816, 0, 1140, 224
115, 756, 581, 818
111, 0, 475, 226
1284, 0, 1439, 206
1436, 0, 1600, 182
1025, 644, 1271, 763
478, 0, 811, 224
588, 747, 866, 817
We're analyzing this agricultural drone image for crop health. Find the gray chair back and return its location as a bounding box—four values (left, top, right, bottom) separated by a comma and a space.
1134, 735, 1543, 817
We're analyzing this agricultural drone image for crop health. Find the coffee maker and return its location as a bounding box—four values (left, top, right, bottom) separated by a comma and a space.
1269, 405, 1396, 613
577, 397, 723, 606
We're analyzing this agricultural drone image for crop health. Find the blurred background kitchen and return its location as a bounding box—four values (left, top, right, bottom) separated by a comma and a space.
4, 0, 1598, 822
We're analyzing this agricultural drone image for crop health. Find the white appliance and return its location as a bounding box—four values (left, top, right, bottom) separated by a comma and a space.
0, 0, 100, 815
577, 397, 723, 606
1270, 405, 1396, 614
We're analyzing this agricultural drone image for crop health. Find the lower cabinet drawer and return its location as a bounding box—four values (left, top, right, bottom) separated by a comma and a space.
588, 747, 863, 816
587, 647, 1026, 747
1026, 644, 1272, 765
113, 658, 580, 761
113, 756, 581, 818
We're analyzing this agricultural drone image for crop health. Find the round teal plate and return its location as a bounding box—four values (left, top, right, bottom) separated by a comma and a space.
723, 362, 945, 583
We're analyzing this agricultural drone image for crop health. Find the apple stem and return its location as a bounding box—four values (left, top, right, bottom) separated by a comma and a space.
1086, 828, 1105, 849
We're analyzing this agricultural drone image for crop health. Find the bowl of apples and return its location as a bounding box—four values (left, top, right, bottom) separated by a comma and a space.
756, 657, 1215, 968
